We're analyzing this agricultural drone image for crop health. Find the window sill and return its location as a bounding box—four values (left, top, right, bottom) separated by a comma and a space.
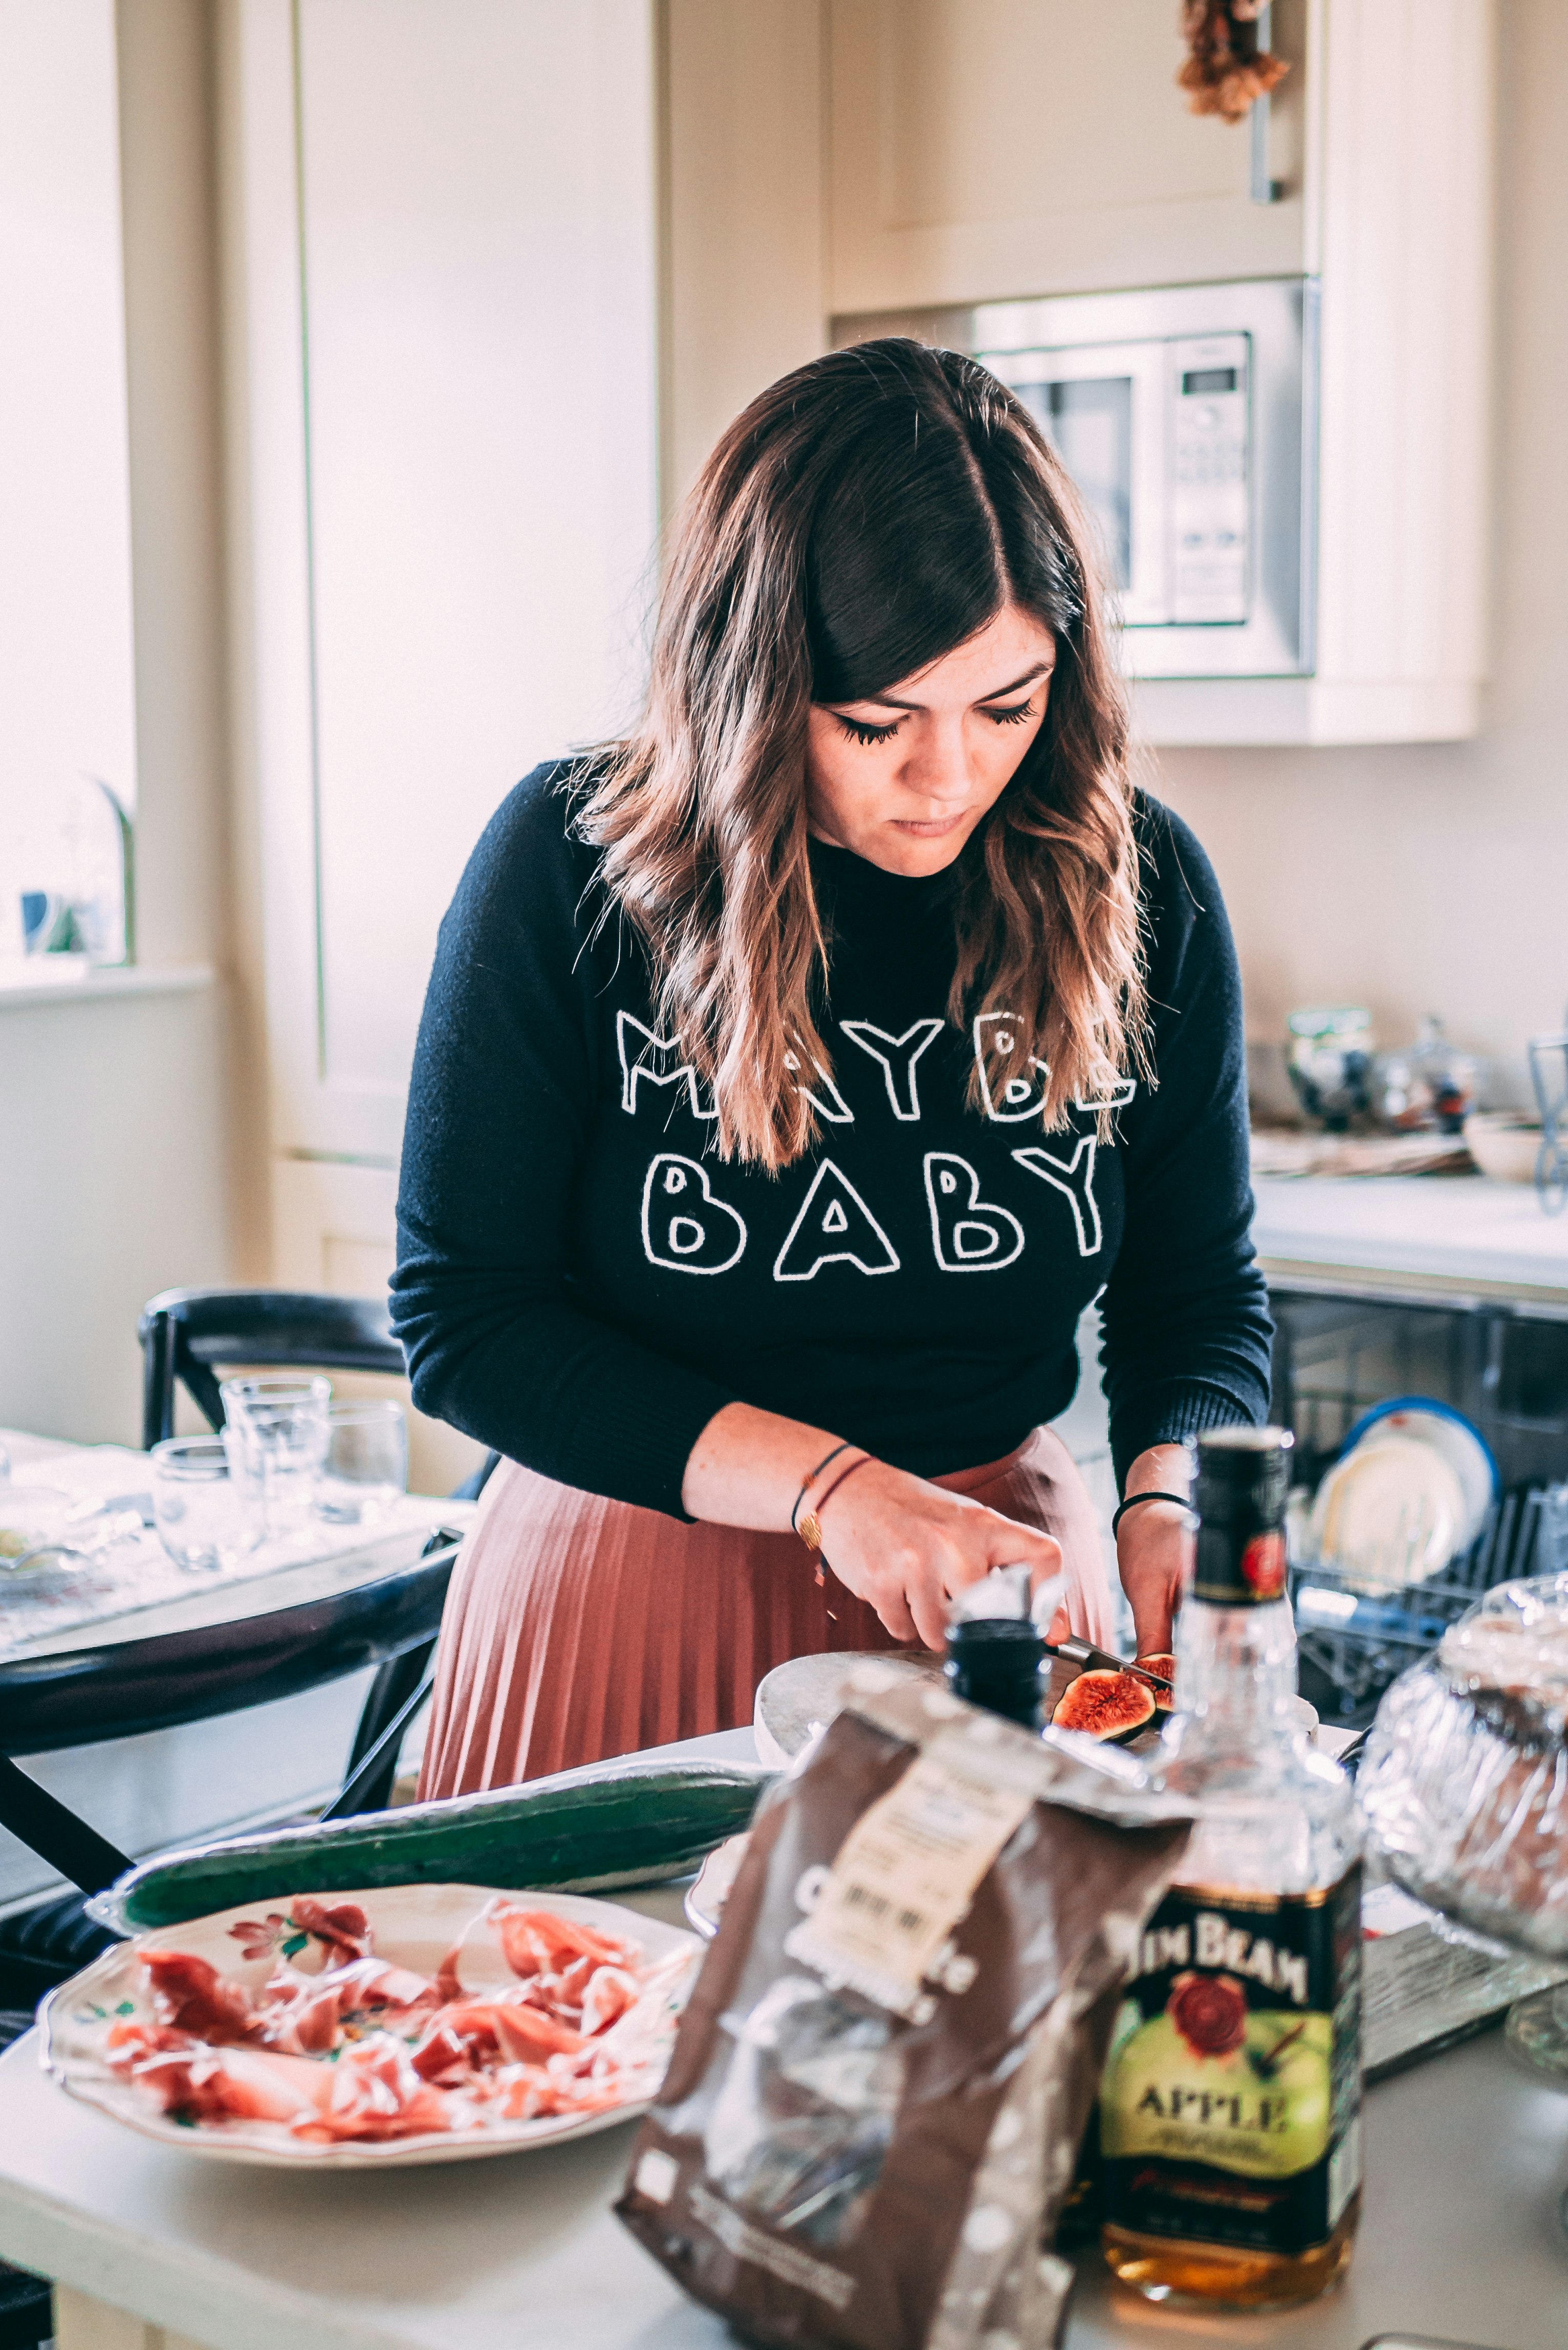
0, 961, 215, 1012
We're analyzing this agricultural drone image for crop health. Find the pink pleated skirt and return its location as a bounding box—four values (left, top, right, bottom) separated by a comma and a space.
416, 1425, 1115, 1798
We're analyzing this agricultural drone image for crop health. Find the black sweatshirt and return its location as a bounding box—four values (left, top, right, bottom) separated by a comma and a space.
391, 765, 1272, 1517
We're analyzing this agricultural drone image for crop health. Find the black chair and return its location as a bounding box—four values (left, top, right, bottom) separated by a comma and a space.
142, 1286, 408, 1450
0, 1288, 494, 2012
0, 1522, 466, 2007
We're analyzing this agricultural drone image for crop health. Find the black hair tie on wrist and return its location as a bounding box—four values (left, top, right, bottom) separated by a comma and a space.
1111, 1489, 1193, 1538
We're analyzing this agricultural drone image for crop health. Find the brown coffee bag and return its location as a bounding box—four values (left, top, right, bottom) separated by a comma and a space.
618, 1666, 1193, 2350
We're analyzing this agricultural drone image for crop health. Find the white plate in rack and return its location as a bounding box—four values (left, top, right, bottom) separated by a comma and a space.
1309, 1435, 1468, 1586
1341, 1398, 1497, 1552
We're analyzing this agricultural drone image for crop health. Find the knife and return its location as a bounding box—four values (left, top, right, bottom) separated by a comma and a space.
1042, 1636, 1173, 1693
950, 1568, 1175, 1692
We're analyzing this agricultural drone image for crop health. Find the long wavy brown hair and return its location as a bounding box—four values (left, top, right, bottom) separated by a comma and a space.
578, 338, 1148, 1170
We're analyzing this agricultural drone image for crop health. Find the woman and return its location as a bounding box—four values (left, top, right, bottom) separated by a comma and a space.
393, 339, 1272, 1796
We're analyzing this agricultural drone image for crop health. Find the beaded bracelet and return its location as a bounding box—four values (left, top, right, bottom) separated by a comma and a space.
1110, 1488, 1193, 1538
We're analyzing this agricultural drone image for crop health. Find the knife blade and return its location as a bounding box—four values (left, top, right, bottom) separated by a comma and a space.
1043, 1636, 1173, 1693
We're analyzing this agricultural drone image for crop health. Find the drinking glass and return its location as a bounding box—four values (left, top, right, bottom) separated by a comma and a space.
220, 1374, 332, 1537
150, 1437, 264, 1572
315, 1401, 408, 1525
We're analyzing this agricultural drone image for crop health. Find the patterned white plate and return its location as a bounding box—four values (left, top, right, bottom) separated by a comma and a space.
41, 1882, 698, 2169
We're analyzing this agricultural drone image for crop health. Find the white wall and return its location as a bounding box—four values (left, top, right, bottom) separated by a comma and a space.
0, 0, 243, 1447
0, 0, 138, 823
118, 0, 237, 998
663, 0, 827, 509
1157, 0, 1566, 1082
0, 984, 231, 1443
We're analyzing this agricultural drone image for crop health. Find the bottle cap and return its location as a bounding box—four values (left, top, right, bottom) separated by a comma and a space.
945, 1618, 1046, 1729
1192, 1427, 1293, 1605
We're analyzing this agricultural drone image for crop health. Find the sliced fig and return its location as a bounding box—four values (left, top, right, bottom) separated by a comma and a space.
1135, 1652, 1178, 1712
1051, 1668, 1157, 1745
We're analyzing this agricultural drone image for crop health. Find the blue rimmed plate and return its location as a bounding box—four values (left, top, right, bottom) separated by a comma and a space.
1340, 1397, 1498, 1553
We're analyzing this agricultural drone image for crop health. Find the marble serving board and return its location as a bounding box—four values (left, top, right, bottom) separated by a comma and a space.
752, 1646, 1102, 1767
754, 1649, 1321, 1771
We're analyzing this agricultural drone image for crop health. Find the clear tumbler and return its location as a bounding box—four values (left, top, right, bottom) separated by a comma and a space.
220, 1374, 332, 1538
151, 1436, 264, 1572
315, 1400, 408, 1525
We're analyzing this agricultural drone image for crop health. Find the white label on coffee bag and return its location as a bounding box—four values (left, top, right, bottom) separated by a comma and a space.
783, 1724, 1035, 2018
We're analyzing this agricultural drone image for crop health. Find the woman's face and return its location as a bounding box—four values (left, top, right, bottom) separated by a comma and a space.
804, 603, 1057, 877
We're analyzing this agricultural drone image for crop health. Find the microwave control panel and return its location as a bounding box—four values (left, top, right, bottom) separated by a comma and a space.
1169, 333, 1250, 625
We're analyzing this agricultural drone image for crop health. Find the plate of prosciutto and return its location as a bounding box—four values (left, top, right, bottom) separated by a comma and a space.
41, 1882, 701, 2168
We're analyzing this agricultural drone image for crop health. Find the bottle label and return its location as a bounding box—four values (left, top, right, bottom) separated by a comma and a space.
1099, 1865, 1363, 2257
1192, 1521, 1288, 1606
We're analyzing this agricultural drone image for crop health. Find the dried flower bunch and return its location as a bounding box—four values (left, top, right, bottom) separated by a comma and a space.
1178, 0, 1290, 123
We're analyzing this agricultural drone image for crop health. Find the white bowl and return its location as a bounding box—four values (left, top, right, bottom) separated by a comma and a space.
1464, 1112, 1542, 1184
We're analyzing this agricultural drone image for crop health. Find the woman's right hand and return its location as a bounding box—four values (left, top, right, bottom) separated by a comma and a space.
815, 1457, 1065, 1651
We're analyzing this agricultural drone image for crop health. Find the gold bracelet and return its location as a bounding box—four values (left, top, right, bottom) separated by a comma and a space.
798, 1451, 873, 1552
791, 1441, 854, 1538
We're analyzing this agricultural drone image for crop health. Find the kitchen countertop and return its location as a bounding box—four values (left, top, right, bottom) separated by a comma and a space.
2, 1727, 1566, 2350
1254, 1170, 1568, 1304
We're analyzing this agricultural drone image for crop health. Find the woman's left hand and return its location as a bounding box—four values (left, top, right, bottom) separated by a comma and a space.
1116, 1446, 1195, 1658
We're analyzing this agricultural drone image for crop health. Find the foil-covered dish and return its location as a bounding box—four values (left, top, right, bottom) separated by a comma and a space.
1358, 1573, 1568, 1957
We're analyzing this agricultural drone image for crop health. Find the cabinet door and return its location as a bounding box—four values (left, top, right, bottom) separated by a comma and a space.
829, 0, 1307, 317
225, 0, 658, 1168
663, 0, 827, 506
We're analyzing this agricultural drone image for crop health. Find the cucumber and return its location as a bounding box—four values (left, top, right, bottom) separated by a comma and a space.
99, 1756, 777, 1935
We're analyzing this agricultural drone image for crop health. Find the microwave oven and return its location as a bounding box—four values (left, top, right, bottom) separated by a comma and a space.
842, 278, 1318, 682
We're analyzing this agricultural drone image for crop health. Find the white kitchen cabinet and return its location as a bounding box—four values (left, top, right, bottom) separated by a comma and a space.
221, 0, 659, 1210
827, 0, 1312, 316
663, 0, 829, 507
667, 1, 1496, 747
1140, 0, 1495, 744
823, 0, 1495, 745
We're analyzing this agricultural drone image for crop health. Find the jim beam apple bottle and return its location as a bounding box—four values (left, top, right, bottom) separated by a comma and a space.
1100, 1427, 1363, 2307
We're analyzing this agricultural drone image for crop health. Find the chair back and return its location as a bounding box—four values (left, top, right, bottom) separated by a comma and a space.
139, 1286, 404, 1449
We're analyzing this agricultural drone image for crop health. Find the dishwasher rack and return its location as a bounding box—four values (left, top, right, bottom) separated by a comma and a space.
1291, 1481, 1568, 1724
1270, 1284, 1568, 1724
